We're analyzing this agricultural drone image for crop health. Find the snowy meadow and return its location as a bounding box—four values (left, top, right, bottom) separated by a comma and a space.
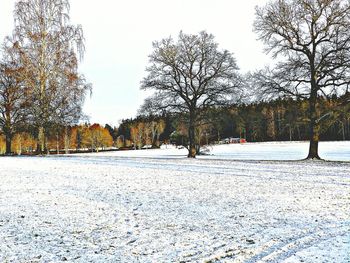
0, 142, 349, 262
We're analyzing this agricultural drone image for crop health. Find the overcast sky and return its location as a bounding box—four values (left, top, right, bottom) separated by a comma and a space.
0, 0, 270, 126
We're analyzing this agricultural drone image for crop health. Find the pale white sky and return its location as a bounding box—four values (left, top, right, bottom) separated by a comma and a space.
0, 0, 270, 126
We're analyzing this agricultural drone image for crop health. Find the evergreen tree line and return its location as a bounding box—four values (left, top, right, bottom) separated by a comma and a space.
116, 96, 350, 149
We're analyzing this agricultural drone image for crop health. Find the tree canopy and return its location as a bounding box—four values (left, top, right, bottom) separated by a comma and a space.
9, 0, 91, 153
141, 31, 243, 157
253, 0, 350, 159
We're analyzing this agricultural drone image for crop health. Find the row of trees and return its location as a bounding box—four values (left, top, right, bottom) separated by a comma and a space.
116, 118, 166, 149
139, 0, 350, 158
117, 95, 350, 151
2, 0, 350, 160
0, 123, 113, 155
0, 0, 90, 155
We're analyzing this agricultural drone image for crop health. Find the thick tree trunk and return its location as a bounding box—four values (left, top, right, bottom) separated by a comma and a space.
4, 113, 13, 155
188, 113, 196, 158
308, 135, 320, 159
306, 85, 321, 159
5, 134, 12, 155
37, 126, 46, 154
305, 59, 322, 160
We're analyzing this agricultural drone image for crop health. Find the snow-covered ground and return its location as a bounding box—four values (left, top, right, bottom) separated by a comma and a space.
207, 141, 350, 161
0, 142, 349, 262
84, 141, 350, 161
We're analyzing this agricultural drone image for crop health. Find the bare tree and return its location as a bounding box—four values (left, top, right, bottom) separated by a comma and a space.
136, 122, 145, 149
141, 31, 242, 157
0, 44, 29, 155
156, 119, 165, 146
130, 125, 138, 150
254, 0, 350, 159
11, 0, 90, 154
149, 120, 158, 147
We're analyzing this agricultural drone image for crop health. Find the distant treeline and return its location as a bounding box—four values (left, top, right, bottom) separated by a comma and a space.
3, 96, 348, 154
0, 124, 113, 155
115, 96, 350, 148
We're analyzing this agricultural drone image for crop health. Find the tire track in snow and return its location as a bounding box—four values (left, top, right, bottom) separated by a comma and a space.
245, 222, 350, 263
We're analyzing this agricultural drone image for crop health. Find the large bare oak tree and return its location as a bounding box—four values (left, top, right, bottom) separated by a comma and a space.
141, 31, 242, 158
254, 0, 350, 159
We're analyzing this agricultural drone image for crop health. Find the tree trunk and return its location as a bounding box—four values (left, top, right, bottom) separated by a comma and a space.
5, 134, 12, 155
307, 132, 320, 159
341, 121, 345, 141
306, 88, 321, 159
64, 127, 69, 154
18, 135, 22, 155
289, 125, 292, 141
38, 126, 46, 154
188, 112, 196, 158
4, 113, 12, 155
56, 133, 60, 155
156, 134, 160, 147
306, 59, 323, 160
296, 124, 301, 140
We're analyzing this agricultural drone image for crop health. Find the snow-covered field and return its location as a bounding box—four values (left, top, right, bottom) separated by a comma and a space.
0, 142, 349, 262
84, 141, 350, 162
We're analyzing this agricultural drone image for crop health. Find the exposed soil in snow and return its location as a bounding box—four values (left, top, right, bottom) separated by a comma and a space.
0, 142, 349, 262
